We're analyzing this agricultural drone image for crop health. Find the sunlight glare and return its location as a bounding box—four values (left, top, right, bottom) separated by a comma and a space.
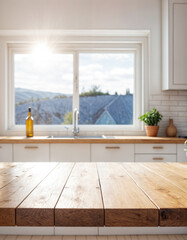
32, 43, 52, 65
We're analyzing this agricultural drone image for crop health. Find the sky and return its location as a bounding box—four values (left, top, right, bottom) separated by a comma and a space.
15, 50, 134, 95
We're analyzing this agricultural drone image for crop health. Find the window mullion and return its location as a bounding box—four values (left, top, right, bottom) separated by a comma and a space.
73, 51, 79, 114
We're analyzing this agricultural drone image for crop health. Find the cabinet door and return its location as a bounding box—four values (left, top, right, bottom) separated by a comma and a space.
162, 0, 187, 90
0, 144, 13, 162
173, 2, 187, 86
91, 144, 134, 162
50, 144, 90, 162
135, 154, 176, 162
177, 144, 187, 162
13, 144, 49, 162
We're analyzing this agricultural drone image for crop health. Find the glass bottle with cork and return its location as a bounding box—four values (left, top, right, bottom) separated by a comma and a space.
26, 107, 34, 137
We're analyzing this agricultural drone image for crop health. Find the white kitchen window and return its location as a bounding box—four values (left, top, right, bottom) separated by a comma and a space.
0, 30, 149, 135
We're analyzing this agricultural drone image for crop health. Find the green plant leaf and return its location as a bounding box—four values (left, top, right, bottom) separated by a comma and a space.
139, 108, 163, 126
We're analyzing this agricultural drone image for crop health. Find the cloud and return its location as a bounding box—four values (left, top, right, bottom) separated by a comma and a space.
15, 52, 134, 95
15, 54, 73, 94
79, 64, 134, 94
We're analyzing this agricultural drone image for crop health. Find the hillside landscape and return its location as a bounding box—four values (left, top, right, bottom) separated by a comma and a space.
15, 88, 133, 125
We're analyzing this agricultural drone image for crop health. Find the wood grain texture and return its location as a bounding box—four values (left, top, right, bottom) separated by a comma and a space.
141, 163, 187, 193
0, 163, 36, 189
0, 163, 58, 226
0, 162, 16, 172
0, 136, 185, 144
16, 163, 74, 226
97, 163, 158, 227
55, 163, 104, 226
122, 163, 187, 226
0, 162, 187, 227
166, 163, 187, 176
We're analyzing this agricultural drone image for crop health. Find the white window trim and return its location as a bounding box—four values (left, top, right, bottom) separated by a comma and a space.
0, 30, 150, 136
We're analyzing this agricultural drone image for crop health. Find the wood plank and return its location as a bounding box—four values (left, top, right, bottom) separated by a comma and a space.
0, 162, 14, 170
0, 162, 22, 174
16, 163, 74, 226
55, 162, 104, 226
178, 163, 187, 167
97, 162, 158, 227
122, 163, 187, 226
0, 163, 37, 189
166, 162, 187, 176
0, 162, 58, 226
141, 163, 187, 193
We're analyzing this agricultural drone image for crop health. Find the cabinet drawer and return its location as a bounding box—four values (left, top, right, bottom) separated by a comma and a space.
135, 154, 176, 162
0, 144, 13, 162
50, 144, 90, 162
13, 144, 49, 162
135, 144, 176, 154
91, 144, 134, 162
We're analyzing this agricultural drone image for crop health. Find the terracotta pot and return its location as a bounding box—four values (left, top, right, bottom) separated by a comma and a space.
166, 119, 177, 137
145, 125, 159, 137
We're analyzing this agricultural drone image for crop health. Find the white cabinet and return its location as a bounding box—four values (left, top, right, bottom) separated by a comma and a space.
135, 143, 177, 162
0, 144, 13, 162
91, 144, 134, 162
50, 144, 90, 162
13, 144, 49, 162
162, 0, 187, 90
3, 142, 185, 163
177, 144, 187, 162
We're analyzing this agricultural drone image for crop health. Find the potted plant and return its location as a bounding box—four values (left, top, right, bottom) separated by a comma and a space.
139, 108, 163, 137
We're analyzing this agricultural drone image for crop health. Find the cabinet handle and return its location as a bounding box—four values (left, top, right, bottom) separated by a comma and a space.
105, 146, 120, 149
152, 146, 163, 149
24, 146, 39, 149
152, 157, 164, 161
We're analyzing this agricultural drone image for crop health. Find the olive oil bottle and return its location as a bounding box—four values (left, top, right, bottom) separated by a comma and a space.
26, 107, 34, 137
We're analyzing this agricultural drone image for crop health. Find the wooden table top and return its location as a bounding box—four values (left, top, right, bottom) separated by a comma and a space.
0, 162, 186, 227
0, 136, 186, 143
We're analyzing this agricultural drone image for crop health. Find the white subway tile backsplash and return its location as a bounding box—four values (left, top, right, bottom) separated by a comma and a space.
170, 106, 187, 112
152, 95, 170, 100
160, 112, 178, 117
157, 106, 171, 111
162, 90, 178, 96
178, 91, 187, 96
148, 100, 162, 106
178, 112, 187, 117
170, 95, 187, 101
149, 90, 187, 136
178, 101, 187, 106
161, 100, 178, 106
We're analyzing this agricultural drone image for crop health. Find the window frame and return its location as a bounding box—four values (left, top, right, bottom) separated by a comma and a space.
0, 30, 149, 136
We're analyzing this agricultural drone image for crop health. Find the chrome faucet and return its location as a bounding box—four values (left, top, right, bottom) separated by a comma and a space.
72, 108, 79, 136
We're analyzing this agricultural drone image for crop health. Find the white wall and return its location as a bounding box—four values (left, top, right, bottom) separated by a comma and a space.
0, 0, 161, 94
0, 0, 187, 136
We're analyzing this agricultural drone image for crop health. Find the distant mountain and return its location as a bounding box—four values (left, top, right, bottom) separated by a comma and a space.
15, 88, 67, 104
